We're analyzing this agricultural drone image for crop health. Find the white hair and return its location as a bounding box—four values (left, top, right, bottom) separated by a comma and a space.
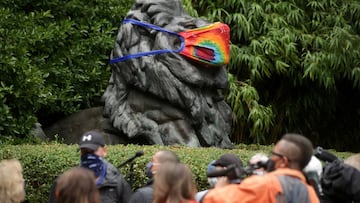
249, 153, 269, 164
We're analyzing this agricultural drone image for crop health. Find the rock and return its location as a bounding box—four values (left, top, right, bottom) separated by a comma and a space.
44, 107, 127, 145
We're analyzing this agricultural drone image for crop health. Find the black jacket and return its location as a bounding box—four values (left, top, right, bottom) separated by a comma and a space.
48, 160, 132, 203
99, 160, 132, 203
320, 160, 360, 203
128, 179, 154, 203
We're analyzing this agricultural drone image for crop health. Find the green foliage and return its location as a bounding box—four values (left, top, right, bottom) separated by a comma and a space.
0, 144, 353, 202
183, 0, 360, 151
0, 0, 133, 138
1, 0, 360, 151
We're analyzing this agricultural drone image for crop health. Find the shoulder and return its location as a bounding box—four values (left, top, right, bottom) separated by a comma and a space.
272, 168, 307, 182
135, 185, 153, 194
195, 190, 209, 202
128, 186, 154, 203
103, 160, 119, 173
103, 160, 125, 181
203, 185, 239, 203
241, 173, 278, 187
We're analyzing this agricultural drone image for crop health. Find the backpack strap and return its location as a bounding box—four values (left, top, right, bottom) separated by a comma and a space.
276, 175, 311, 203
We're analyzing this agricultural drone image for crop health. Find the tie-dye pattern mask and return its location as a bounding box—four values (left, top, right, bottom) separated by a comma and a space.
110, 19, 230, 66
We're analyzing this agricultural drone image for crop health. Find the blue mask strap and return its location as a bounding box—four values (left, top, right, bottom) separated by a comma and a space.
110, 19, 185, 64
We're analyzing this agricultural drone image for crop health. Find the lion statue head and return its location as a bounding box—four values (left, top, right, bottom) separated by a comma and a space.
102, 0, 233, 148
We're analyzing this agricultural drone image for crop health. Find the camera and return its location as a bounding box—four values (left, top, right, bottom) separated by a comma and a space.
243, 160, 272, 175
206, 164, 243, 180
313, 146, 338, 163
206, 159, 274, 180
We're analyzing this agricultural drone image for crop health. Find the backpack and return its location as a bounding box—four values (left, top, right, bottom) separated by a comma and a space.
276, 175, 310, 203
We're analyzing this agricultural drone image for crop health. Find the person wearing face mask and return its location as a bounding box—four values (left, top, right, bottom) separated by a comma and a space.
203, 133, 320, 203
195, 160, 217, 203
48, 131, 132, 203
128, 150, 180, 203
247, 153, 269, 176
196, 154, 244, 203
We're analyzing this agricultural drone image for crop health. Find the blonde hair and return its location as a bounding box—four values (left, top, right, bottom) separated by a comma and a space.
153, 162, 197, 203
0, 159, 26, 203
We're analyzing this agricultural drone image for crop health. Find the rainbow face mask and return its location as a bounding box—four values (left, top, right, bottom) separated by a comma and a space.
110, 19, 230, 66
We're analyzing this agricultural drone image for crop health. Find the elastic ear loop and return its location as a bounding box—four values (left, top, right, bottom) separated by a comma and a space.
110, 19, 185, 64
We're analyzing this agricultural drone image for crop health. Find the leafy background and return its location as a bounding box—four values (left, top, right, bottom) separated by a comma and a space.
183, 0, 360, 151
1, 0, 360, 151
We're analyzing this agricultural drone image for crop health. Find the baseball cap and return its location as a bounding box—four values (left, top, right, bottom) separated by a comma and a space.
212, 153, 243, 168
79, 131, 105, 151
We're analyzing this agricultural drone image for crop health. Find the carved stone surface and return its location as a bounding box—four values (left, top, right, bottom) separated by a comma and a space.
102, 0, 233, 148
44, 107, 128, 145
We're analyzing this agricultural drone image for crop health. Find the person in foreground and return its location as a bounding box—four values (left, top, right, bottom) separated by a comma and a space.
0, 159, 26, 203
78, 131, 132, 203
196, 154, 244, 203
128, 150, 180, 203
153, 162, 197, 203
55, 167, 100, 203
48, 131, 132, 203
203, 133, 320, 203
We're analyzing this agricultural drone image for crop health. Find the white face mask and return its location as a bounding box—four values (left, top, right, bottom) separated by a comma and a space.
207, 177, 218, 188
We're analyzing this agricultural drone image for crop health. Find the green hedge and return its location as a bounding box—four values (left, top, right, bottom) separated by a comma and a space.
0, 144, 353, 202
0, 0, 133, 138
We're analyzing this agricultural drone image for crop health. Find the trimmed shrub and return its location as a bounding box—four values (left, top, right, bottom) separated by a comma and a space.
0, 144, 353, 202
0, 0, 133, 138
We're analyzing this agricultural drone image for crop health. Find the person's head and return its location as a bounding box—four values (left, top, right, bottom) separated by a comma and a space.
212, 153, 243, 183
79, 131, 107, 158
248, 153, 269, 176
344, 153, 360, 171
153, 162, 197, 203
55, 167, 100, 203
0, 159, 25, 203
270, 133, 313, 171
151, 150, 180, 175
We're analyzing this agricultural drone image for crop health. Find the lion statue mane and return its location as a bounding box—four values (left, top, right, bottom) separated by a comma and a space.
102, 0, 233, 148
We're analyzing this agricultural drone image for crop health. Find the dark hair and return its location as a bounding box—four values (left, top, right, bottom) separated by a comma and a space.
282, 133, 313, 170
56, 167, 100, 203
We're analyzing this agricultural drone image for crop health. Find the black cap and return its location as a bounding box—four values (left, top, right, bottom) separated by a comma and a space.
212, 153, 243, 168
79, 131, 105, 150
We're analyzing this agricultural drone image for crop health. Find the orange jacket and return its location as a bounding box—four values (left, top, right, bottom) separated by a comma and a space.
203, 168, 320, 203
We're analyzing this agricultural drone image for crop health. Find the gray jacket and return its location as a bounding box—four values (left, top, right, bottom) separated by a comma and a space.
128, 179, 153, 203
48, 160, 132, 203
98, 160, 132, 203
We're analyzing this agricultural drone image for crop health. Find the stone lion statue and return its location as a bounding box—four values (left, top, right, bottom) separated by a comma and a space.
102, 0, 233, 148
